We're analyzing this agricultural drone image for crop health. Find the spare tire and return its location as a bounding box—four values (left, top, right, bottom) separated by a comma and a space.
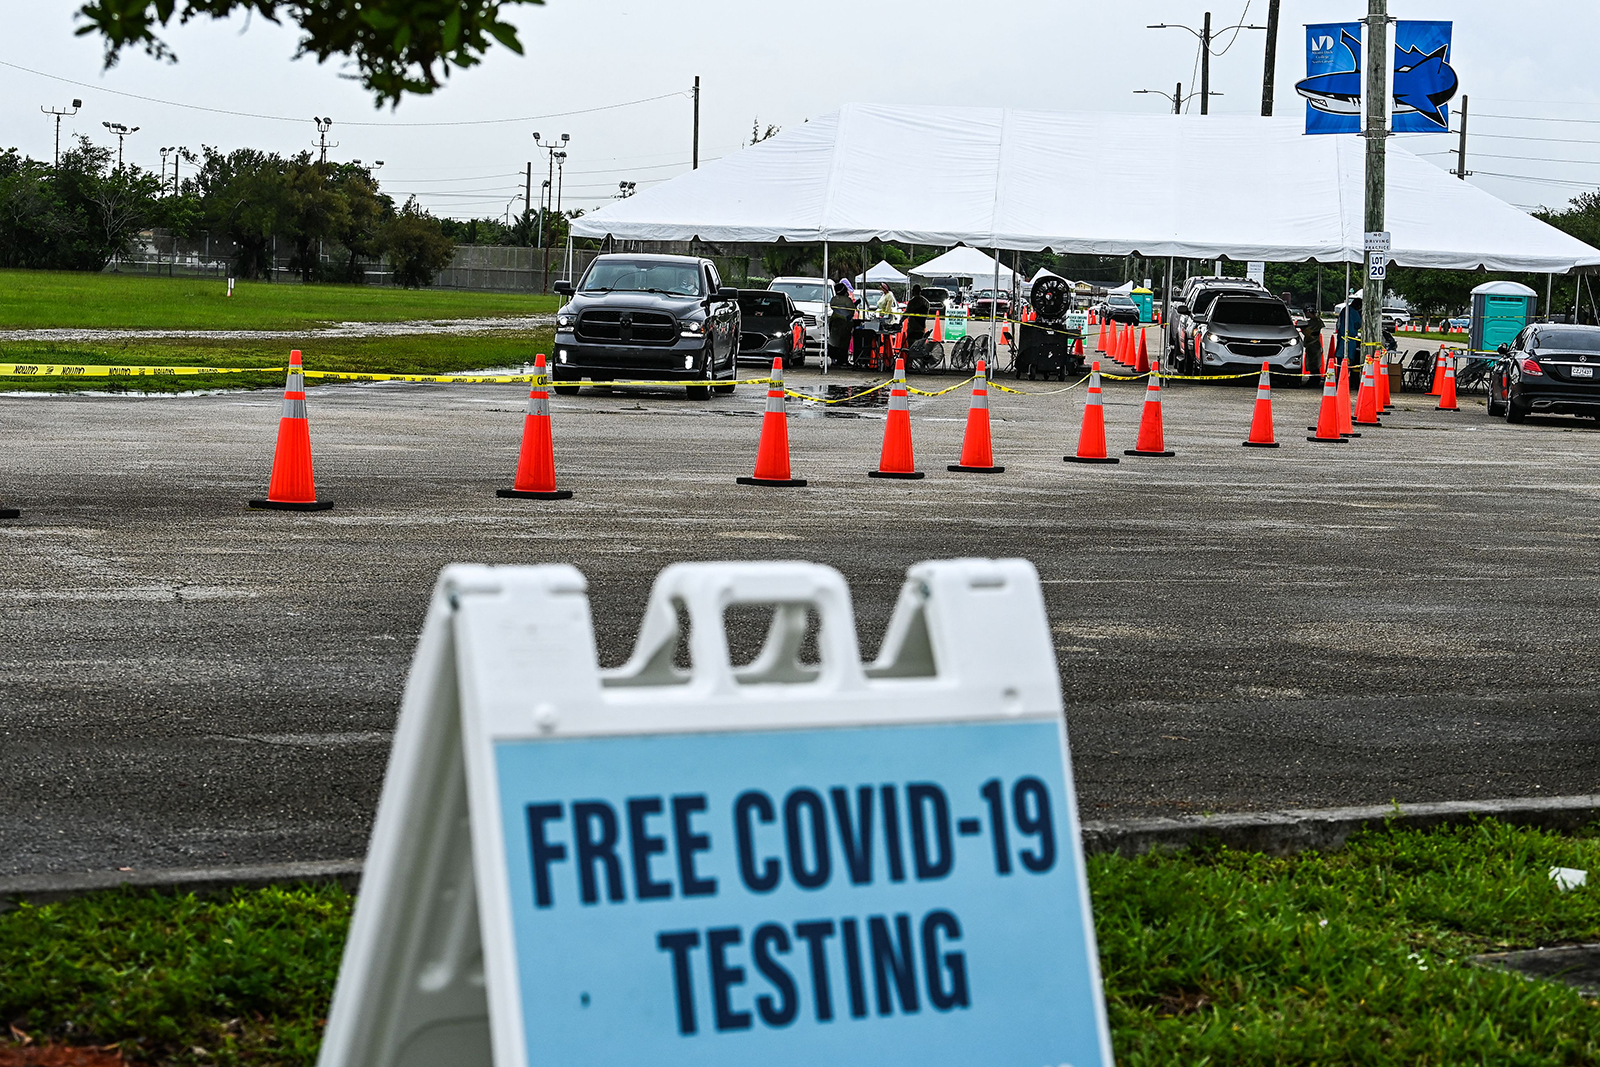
1030, 276, 1070, 321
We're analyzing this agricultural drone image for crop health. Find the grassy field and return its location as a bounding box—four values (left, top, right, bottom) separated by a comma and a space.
0, 270, 558, 331
0, 333, 556, 394
3, 820, 1598, 1066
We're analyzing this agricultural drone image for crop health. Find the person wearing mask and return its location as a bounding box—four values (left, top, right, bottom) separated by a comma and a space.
875, 282, 897, 319
829, 280, 856, 358
904, 284, 931, 345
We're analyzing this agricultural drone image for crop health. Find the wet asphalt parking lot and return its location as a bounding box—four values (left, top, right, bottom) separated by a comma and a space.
3, 359, 1598, 876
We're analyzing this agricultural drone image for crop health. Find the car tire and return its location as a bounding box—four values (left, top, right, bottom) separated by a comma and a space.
1485, 374, 1506, 416
1505, 391, 1528, 424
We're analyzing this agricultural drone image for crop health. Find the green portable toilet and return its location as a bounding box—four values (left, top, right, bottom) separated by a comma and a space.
1470, 280, 1537, 354
1130, 287, 1155, 323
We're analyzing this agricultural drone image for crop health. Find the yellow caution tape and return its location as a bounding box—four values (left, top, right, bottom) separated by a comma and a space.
0, 363, 277, 377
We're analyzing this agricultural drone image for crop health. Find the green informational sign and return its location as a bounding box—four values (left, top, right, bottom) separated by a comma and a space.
945, 312, 968, 341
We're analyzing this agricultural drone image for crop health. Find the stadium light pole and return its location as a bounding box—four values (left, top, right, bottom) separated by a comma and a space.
101, 122, 139, 169
42, 99, 81, 167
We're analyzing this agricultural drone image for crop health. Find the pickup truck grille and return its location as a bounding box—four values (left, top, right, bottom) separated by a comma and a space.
576, 309, 677, 346
1226, 341, 1284, 358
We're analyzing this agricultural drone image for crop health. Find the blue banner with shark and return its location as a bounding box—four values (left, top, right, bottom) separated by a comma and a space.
1391, 20, 1457, 133
1298, 22, 1363, 135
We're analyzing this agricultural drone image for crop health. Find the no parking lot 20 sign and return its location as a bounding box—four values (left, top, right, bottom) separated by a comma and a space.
317, 558, 1111, 1067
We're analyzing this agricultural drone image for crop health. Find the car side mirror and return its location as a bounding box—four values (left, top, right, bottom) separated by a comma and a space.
1497, 343, 1511, 356
553, 281, 573, 296
717, 287, 738, 302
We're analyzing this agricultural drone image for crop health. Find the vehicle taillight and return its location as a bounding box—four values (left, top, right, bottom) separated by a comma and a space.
1520, 357, 1545, 376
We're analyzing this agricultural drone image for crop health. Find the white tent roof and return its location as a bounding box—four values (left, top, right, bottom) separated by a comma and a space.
573, 104, 1600, 272
853, 258, 909, 285
909, 246, 1017, 287
1029, 267, 1070, 285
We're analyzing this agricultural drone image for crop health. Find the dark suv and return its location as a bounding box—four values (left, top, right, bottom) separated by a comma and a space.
1168, 278, 1267, 364
553, 253, 740, 399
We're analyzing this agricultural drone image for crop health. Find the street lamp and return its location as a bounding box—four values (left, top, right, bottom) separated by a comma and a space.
1148, 13, 1264, 115
532, 132, 570, 249
41, 99, 81, 167
1133, 83, 1220, 115
102, 121, 139, 169
617, 181, 637, 199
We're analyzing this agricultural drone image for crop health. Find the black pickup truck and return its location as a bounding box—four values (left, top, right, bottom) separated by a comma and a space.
552, 253, 740, 399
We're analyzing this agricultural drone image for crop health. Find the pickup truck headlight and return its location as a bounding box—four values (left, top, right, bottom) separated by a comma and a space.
557, 314, 571, 328
680, 320, 704, 337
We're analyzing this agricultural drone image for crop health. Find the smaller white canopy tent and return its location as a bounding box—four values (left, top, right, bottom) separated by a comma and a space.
910, 246, 1017, 289
1109, 281, 1136, 295
853, 259, 909, 286
1029, 267, 1071, 285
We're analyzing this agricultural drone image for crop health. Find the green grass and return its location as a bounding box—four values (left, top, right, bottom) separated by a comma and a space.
0, 269, 558, 331
3, 821, 1598, 1065
0, 333, 555, 393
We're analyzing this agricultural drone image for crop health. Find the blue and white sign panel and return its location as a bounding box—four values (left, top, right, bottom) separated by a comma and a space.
1391, 21, 1457, 133
317, 558, 1112, 1067
1297, 22, 1363, 135
497, 721, 1100, 1065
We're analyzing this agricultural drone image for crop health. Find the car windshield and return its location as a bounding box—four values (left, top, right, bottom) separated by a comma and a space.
1210, 299, 1293, 327
581, 259, 703, 295
770, 281, 827, 303
738, 293, 789, 318
1193, 288, 1252, 315
1109, 296, 1135, 306
1535, 328, 1600, 353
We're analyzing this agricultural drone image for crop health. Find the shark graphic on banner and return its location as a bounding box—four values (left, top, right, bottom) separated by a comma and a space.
1391, 20, 1457, 132
1297, 23, 1362, 134
1296, 20, 1457, 135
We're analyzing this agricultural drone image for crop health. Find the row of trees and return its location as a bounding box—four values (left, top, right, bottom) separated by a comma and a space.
0, 139, 456, 286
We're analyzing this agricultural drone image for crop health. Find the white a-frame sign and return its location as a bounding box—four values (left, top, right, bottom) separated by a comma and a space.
318, 558, 1111, 1067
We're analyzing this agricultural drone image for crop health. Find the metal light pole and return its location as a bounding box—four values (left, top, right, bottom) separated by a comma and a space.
42, 99, 81, 167
533, 132, 569, 293
617, 181, 637, 199
1148, 14, 1265, 114
1134, 83, 1215, 114
101, 122, 139, 169
313, 117, 337, 165
1360, 0, 1390, 374
159, 146, 173, 193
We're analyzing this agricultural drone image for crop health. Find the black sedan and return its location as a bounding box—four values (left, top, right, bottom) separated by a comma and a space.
736, 290, 806, 368
1486, 323, 1600, 422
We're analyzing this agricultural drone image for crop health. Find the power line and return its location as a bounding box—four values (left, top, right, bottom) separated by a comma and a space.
1472, 112, 1600, 126
0, 59, 685, 127
1470, 169, 1598, 189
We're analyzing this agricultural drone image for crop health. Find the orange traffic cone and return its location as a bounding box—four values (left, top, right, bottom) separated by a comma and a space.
1429, 350, 1445, 395
1334, 357, 1360, 437
1065, 360, 1119, 465
1120, 323, 1136, 366
248, 350, 331, 511
1353, 358, 1383, 427
1242, 361, 1279, 448
948, 359, 1004, 473
1000, 324, 1012, 348
1194, 333, 1203, 372
1073, 335, 1085, 360
1377, 355, 1393, 411
737, 358, 806, 487
930, 313, 944, 343
1124, 362, 1175, 457
1135, 327, 1150, 374
869, 358, 923, 480
498, 353, 574, 500
1306, 362, 1349, 444
1094, 319, 1107, 353
1436, 356, 1460, 411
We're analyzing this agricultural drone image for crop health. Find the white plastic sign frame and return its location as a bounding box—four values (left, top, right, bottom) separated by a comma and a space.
318, 558, 1111, 1067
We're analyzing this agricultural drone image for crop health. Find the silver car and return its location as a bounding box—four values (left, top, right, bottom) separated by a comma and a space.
1188, 295, 1305, 377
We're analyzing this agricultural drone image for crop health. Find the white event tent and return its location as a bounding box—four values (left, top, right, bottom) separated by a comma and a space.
909, 247, 1017, 289
853, 258, 909, 286
572, 104, 1600, 273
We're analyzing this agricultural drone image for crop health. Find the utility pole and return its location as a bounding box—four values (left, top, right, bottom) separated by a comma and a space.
1360, 0, 1390, 374
524, 161, 533, 243
41, 99, 81, 167
1260, 0, 1281, 116
692, 76, 701, 169
313, 117, 337, 165
101, 122, 139, 170
1451, 94, 1471, 179
1173, 81, 1182, 115
1148, 13, 1261, 115
555, 151, 566, 217
533, 132, 570, 292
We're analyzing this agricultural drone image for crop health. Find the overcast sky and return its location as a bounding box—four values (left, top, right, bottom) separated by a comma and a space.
3, 0, 1597, 221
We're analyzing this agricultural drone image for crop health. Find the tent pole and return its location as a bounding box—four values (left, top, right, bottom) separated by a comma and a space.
992, 247, 999, 360
822, 241, 830, 375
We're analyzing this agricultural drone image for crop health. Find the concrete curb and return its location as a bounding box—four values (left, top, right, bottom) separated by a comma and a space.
3, 796, 1597, 909
1080, 794, 1600, 858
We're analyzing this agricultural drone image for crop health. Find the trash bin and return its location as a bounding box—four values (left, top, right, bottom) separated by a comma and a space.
1130, 288, 1155, 323
1470, 280, 1537, 355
